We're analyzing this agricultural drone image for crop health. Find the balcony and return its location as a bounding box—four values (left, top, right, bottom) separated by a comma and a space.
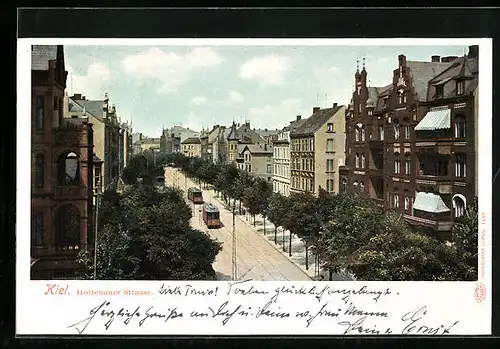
415, 141, 453, 155
54, 185, 87, 199
404, 214, 454, 232
415, 178, 454, 194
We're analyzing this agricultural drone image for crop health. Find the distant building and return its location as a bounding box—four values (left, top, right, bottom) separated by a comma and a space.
134, 137, 161, 153
290, 104, 346, 195
160, 126, 198, 154
31, 45, 94, 279
340, 46, 479, 238
181, 137, 202, 157
272, 115, 307, 196
236, 144, 273, 182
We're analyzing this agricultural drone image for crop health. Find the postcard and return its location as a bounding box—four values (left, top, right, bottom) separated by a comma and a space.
17, 38, 492, 336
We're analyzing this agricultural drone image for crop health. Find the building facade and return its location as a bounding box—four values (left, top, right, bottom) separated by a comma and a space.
340, 47, 478, 238
181, 137, 202, 157
272, 115, 306, 196
290, 104, 346, 196
31, 45, 94, 279
236, 144, 273, 181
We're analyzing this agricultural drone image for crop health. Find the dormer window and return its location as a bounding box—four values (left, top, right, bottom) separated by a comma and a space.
457, 80, 465, 95
435, 85, 444, 99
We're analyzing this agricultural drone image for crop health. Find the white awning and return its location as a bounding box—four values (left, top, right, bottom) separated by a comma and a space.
415, 108, 451, 131
413, 192, 451, 213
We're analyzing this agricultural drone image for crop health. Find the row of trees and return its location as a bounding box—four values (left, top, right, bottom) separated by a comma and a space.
163, 152, 478, 281
78, 152, 222, 280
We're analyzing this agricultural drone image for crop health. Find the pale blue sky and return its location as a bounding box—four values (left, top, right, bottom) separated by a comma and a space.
64, 45, 468, 137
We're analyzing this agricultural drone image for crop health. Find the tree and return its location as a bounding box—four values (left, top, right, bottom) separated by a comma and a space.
451, 197, 478, 280
234, 170, 253, 214
267, 193, 291, 245
77, 183, 222, 280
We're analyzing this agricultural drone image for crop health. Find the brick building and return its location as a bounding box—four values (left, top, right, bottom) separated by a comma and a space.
31, 45, 94, 279
340, 46, 479, 238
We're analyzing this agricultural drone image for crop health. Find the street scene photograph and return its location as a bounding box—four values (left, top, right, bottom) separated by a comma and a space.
30, 43, 479, 282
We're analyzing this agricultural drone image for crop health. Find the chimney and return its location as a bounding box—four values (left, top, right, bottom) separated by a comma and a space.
82, 96, 86, 101
398, 54, 407, 67
333, 102, 338, 108
441, 56, 458, 63
245, 121, 250, 128
468, 45, 479, 58
73, 93, 82, 100
265, 128, 268, 131
431, 55, 440, 62
313, 107, 320, 114
237, 123, 240, 127
296, 115, 301, 121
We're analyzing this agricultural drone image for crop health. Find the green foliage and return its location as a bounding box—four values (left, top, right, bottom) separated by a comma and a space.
267, 193, 291, 228
451, 197, 478, 280
77, 183, 222, 280
283, 192, 322, 245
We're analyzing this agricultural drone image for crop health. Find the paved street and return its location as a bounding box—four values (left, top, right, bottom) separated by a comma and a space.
164, 167, 311, 281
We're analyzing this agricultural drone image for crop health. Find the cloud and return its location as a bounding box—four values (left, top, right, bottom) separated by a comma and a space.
227, 91, 244, 103
247, 98, 309, 129
66, 61, 111, 100
239, 55, 291, 86
122, 47, 223, 94
190, 96, 208, 105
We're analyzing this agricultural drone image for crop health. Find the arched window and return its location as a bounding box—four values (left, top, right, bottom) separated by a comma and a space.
355, 153, 360, 168
355, 128, 360, 142
35, 154, 44, 188
452, 194, 467, 218
379, 125, 384, 140
57, 152, 81, 186
361, 153, 366, 168
361, 127, 366, 142
404, 154, 411, 175
394, 152, 401, 174
54, 204, 80, 249
403, 92, 407, 103
455, 153, 467, 178
454, 115, 466, 138
393, 192, 400, 208
360, 182, 365, 191
341, 177, 347, 194
353, 181, 359, 190
35, 95, 45, 131
393, 120, 400, 140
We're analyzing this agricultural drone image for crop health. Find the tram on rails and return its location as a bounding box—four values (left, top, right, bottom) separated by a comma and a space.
202, 203, 221, 228
187, 187, 204, 204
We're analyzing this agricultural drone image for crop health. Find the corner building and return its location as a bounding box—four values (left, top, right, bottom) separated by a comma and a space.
340, 46, 478, 239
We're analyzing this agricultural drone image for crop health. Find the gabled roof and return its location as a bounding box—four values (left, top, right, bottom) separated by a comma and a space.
291, 105, 343, 137
237, 124, 265, 144
31, 45, 59, 70
239, 144, 272, 155
407, 60, 453, 101
283, 118, 307, 132
72, 99, 105, 121
182, 137, 201, 144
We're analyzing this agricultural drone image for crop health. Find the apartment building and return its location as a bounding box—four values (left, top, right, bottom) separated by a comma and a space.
290, 104, 346, 195
31, 45, 94, 279
181, 137, 202, 157
236, 144, 273, 181
272, 115, 306, 196
340, 46, 478, 238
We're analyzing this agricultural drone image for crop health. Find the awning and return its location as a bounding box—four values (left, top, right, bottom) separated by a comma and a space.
415, 108, 451, 131
413, 192, 451, 213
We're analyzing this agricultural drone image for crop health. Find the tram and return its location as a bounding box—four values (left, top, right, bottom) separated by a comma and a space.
187, 187, 204, 204
202, 203, 221, 228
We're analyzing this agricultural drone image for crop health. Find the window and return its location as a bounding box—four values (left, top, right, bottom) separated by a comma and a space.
94, 166, 101, 188
360, 182, 365, 192
326, 159, 334, 171
361, 127, 366, 142
327, 139, 334, 152
457, 80, 465, 95
359, 104, 362, 113
310, 139, 314, 151
435, 85, 444, 98
302, 178, 305, 190
248, 164, 252, 172
403, 92, 407, 103
394, 159, 401, 174
310, 179, 314, 192
326, 179, 334, 193
355, 128, 360, 142
398, 92, 403, 104
353, 181, 359, 190
305, 159, 309, 171
453, 195, 466, 218
405, 158, 411, 175
361, 153, 366, 168
454, 115, 466, 138
404, 125, 410, 140
455, 154, 466, 177
355, 153, 360, 168
268, 177, 271, 182
301, 159, 305, 171
393, 193, 400, 208
404, 196, 411, 210
35, 95, 44, 131
32, 212, 44, 247
341, 177, 347, 193
379, 125, 384, 140
327, 123, 334, 132
58, 152, 80, 186
393, 123, 400, 140
309, 158, 313, 171
35, 154, 44, 188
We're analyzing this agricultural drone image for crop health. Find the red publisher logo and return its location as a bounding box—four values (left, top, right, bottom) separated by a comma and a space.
474, 282, 486, 303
